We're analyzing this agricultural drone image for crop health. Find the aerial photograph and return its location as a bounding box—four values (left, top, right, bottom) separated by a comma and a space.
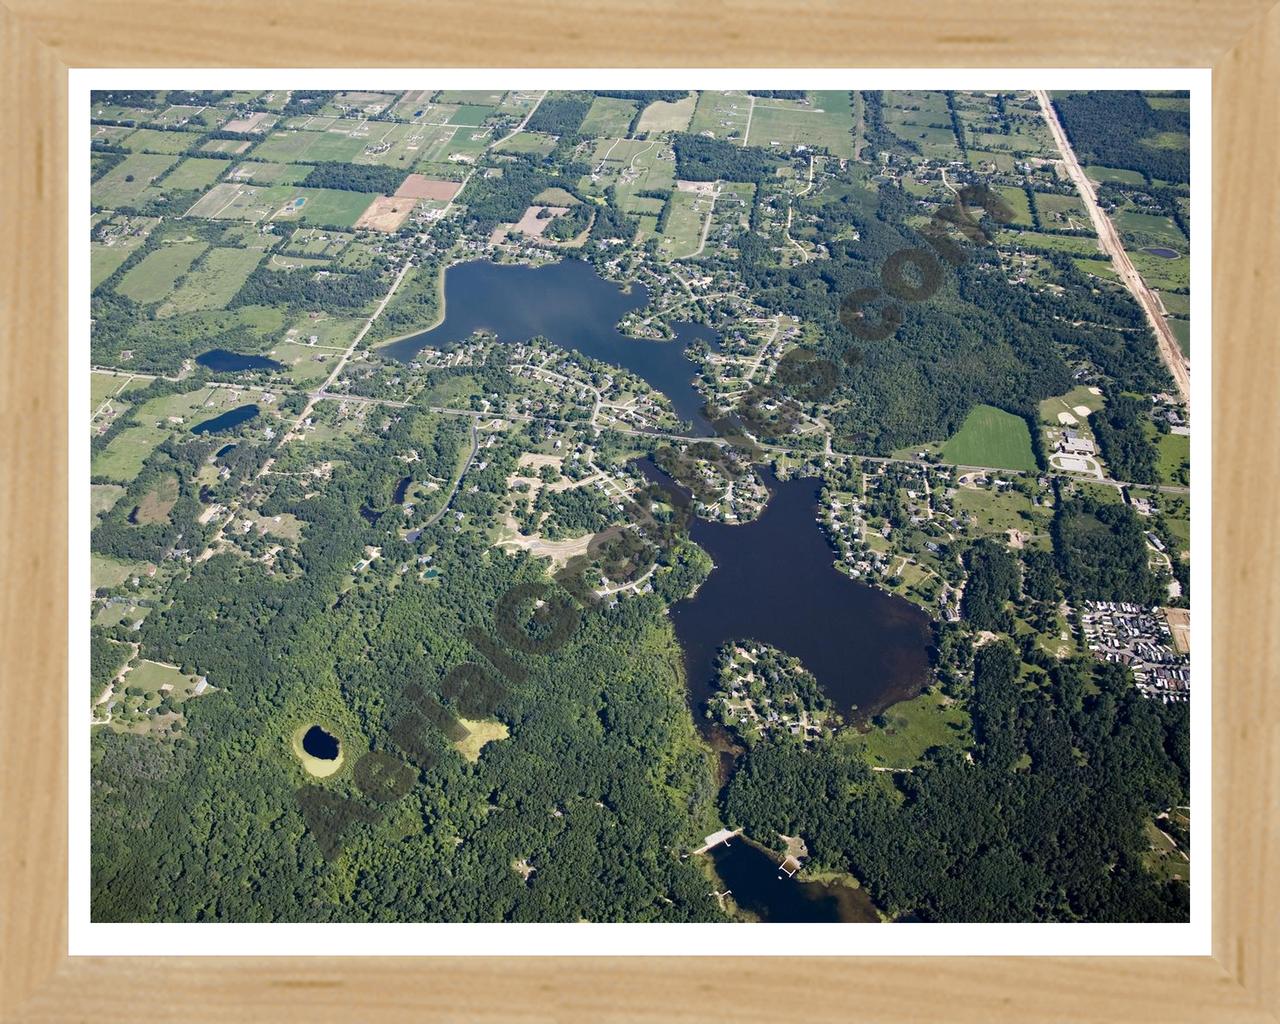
88, 86, 1193, 925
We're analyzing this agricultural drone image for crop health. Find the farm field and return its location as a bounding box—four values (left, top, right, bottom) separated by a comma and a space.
116, 241, 208, 304
745, 91, 855, 157
123, 128, 201, 154
160, 157, 228, 191
635, 93, 695, 133
579, 97, 637, 137
92, 153, 179, 207
657, 189, 712, 260
162, 247, 264, 314
941, 404, 1038, 472
493, 131, 557, 156
1033, 191, 1091, 230
583, 137, 674, 215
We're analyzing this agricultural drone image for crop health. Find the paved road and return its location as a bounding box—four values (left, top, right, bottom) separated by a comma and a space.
1036, 90, 1191, 406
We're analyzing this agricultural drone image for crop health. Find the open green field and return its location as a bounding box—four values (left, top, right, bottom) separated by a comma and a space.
447, 104, 496, 126
1157, 290, 1191, 316
184, 182, 294, 221
658, 189, 711, 260
268, 341, 339, 383
689, 91, 752, 142
1154, 429, 1191, 485
163, 247, 263, 314
91, 483, 125, 522
1168, 317, 1191, 356
493, 131, 557, 157
1084, 164, 1147, 185
116, 241, 208, 304
160, 157, 228, 191
251, 128, 368, 164
91, 237, 147, 289
1128, 249, 1189, 291
1073, 256, 1118, 281
1033, 191, 1091, 230
282, 227, 354, 257
1002, 229, 1102, 257
635, 93, 695, 134
942, 404, 1038, 471
1115, 206, 1186, 250
995, 185, 1033, 226
91, 371, 147, 411
226, 161, 311, 185
966, 149, 1016, 172
746, 91, 855, 158
579, 97, 637, 137
91, 553, 136, 589
842, 687, 971, 769
268, 188, 374, 228
92, 153, 180, 208
123, 128, 200, 154
90, 386, 244, 481
351, 120, 444, 167
287, 313, 366, 347
200, 137, 255, 156
953, 484, 1051, 543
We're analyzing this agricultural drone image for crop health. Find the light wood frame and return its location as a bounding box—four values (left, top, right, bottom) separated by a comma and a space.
2, 3, 1277, 1019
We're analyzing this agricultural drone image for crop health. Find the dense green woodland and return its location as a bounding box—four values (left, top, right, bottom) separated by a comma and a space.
92, 403, 722, 922
1052, 91, 1190, 184
724, 642, 1189, 921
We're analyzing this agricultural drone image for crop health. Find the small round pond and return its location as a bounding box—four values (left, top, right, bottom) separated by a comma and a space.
292, 724, 344, 777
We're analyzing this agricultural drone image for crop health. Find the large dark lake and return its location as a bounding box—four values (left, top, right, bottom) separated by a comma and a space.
654, 463, 933, 725
192, 404, 259, 435
380, 259, 719, 434
196, 348, 283, 372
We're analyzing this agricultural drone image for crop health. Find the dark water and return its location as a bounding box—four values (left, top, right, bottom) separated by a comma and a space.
191, 404, 259, 435
1142, 246, 1180, 259
394, 475, 412, 504
708, 837, 880, 923
301, 725, 340, 760
214, 442, 237, 458
380, 259, 720, 435
196, 348, 284, 372
655, 463, 933, 724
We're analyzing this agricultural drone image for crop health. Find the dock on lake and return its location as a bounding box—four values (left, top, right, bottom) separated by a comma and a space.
692, 827, 742, 855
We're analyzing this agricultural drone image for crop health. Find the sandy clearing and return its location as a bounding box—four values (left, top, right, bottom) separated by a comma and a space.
354, 195, 418, 232
1073, 405, 1092, 417
394, 173, 462, 201
1057, 411, 1078, 425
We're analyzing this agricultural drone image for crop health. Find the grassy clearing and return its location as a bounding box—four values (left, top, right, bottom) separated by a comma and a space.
1084, 164, 1147, 185
494, 131, 557, 157
689, 91, 752, 142
1038, 385, 1104, 424
130, 473, 179, 525
116, 241, 208, 304
995, 186, 1033, 226
746, 91, 855, 158
941, 404, 1038, 471
269, 188, 374, 228
160, 157, 228, 191
843, 688, 971, 769
91, 553, 136, 589
635, 93, 696, 133
1033, 191, 1091, 230
164, 247, 263, 314
579, 97, 638, 137
953, 485, 1051, 543
92, 153, 180, 208
453, 718, 510, 763
657, 189, 711, 259
123, 128, 199, 154
1168, 317, 1191, 356
91, 484, 126, 522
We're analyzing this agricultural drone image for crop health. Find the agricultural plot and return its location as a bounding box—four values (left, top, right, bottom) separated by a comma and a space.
941, 404, 1038, 472
123, 128, 201, 154
579, 97, 637, 137
1167, 317, 1191, 357
746, 91, 855, 157
251, 128, 367, 164
350, 120, 437, 167
388, 89, 434, 120
1114, 205, 1186, 251
437, 90, 506, 106
689, 91, 752, 142
966, 149, 1016, 173
200, 137, 253, 155
323, 92, 396, 116
447, 104, 497, 126
150, 104, 207, 127
162, 247, 264, 314
352, 195, 417, 232
116, 240, 208, 304
226, 161, 310, 185
493, 131, 557, 157
92, 153, 180, 208
160, 157, 228, 191
91, 124, 134, 145
635, 93, 695, 134
183, 182, 293, 222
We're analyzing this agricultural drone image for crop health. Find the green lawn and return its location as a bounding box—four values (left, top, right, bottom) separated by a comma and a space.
941, 404, 1038, 471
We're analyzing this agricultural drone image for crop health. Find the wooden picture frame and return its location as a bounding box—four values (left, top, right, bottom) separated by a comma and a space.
2, 2, 1276, 1018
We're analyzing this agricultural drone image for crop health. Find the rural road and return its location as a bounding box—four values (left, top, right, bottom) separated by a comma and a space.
1036, 90, 1191, 406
